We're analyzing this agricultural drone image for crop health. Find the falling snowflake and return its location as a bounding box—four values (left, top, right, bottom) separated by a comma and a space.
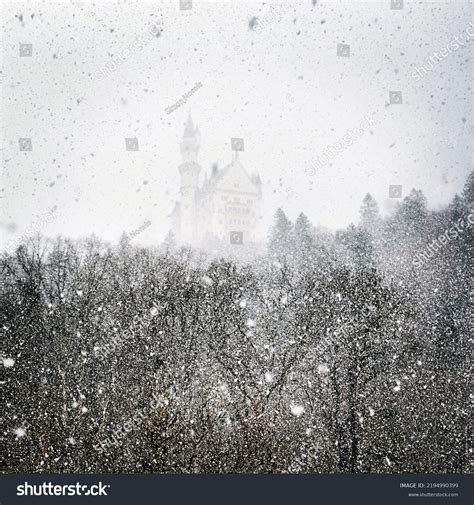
202, 275, 213, 286
393, 379, 401, 393
3, 357, 15, 368
290, 404, 305, 417
13, 427, 26, 439
317, 363, 329, 374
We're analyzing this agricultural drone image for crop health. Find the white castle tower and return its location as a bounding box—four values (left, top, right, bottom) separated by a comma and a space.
177, 114, 201, 244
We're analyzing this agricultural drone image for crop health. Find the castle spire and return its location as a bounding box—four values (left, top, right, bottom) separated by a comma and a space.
183, 112, 196, 138
180, 113, 200, 163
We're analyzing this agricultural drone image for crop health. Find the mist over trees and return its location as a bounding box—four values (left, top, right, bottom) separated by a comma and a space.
1, 173, 472, 473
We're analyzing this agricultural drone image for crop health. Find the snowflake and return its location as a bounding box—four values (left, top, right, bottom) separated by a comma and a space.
246, 318, 256, 328
202, 275, 213, 286
290, 404, 305, 417
317, 363, 329, 374
13, 427, 26, 439
393, 379, 401, 392
3, 357, 15, 368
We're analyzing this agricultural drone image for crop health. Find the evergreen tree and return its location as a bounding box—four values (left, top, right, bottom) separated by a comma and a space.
268, 208, 293, 262
395, 189, 428, 238
293, 213, 314, 265
163, 230, 176, 252
340, 224, 375, 270
359, 193, 380, 230
461, 170, 474, 208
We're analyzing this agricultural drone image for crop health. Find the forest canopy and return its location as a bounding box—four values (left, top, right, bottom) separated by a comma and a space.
1, 173, 472, 473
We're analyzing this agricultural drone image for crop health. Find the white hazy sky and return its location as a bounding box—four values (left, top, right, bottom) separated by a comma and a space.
1, 0, 472, 248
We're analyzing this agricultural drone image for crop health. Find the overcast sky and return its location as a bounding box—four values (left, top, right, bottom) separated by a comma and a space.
1, 0, 472, 249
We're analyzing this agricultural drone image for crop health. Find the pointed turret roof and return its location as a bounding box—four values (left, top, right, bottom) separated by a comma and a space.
183, 113, 197, 138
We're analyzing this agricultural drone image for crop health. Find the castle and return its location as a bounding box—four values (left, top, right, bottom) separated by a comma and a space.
170, 115, 263, 248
